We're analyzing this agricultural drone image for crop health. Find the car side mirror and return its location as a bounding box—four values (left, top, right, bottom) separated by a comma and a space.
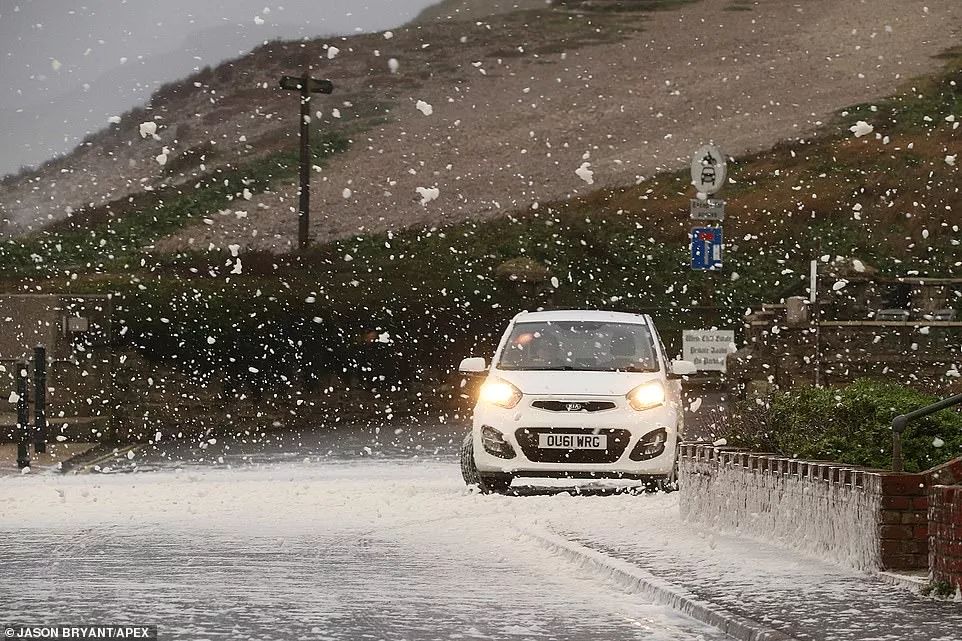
669, 360, 697, 378
459, 357, 487, 374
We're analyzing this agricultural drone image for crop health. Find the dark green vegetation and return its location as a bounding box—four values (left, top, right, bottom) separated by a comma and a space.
723, 379, 962, 473
921, 580, 958, 599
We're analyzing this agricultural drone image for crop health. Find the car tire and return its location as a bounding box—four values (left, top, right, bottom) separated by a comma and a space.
460, 432, 512, 494
659, 454, 680, 493
460, 432, 481, 486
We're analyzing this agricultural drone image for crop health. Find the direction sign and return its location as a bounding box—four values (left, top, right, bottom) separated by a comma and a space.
690, 198, 725, 221
279, 76, 334, 94
690, 145, 727, 195
691, 226, 723, 270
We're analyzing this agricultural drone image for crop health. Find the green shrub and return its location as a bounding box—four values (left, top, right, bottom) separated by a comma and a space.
920, 581, 958, 599
724, 379, 962, 472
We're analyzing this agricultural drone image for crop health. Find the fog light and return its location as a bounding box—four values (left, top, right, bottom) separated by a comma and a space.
629, 428, 668, 461
481, 425, 516, 459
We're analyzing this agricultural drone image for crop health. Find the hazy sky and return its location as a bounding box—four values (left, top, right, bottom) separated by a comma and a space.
0, 0, 440, 176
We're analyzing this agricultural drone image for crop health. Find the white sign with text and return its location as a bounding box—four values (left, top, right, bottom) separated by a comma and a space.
682, 329, 736, 372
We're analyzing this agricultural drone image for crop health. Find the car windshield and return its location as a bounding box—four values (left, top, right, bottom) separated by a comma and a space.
497, 321, 659, 372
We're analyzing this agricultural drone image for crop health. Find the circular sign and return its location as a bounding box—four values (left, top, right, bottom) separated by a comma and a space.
690, 144, 727, 195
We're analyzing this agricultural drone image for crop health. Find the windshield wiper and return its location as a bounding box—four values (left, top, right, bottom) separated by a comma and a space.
499, 365, 656, 372
497, 365, 580, 371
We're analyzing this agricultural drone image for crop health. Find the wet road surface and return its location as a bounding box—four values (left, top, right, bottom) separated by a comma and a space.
0, 426, 726, 641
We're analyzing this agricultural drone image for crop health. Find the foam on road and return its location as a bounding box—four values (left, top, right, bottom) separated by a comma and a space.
0, 461, 725, 641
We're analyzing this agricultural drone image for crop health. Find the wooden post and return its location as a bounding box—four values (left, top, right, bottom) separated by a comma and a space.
298, 78, 311, 250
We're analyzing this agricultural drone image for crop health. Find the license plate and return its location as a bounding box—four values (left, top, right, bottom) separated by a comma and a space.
537, 433, 607, 450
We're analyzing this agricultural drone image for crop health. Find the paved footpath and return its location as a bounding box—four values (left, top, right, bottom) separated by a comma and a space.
0, 442, 96, 476
545, 509, 962, 641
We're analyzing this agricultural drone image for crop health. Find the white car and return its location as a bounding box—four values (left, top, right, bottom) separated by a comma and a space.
458, 310, 696, 493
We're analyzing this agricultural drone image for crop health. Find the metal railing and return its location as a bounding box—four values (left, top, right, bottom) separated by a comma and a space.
891, 393, 962, 473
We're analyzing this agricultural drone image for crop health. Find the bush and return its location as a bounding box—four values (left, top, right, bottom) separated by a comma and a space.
724, 379, 962, 472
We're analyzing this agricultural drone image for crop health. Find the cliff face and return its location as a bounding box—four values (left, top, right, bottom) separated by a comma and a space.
2, 0, 962, 252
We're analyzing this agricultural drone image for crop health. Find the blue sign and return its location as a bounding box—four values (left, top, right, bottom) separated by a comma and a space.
691, 226, 723, 270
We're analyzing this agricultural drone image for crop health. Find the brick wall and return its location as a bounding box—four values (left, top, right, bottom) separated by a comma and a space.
678, 444, 962, 572
929, 485, 962, 590
873, 473, 929, 570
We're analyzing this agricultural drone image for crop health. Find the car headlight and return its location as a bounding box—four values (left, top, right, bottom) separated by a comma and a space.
479, 379, 523, 409
627, 381, 665, 411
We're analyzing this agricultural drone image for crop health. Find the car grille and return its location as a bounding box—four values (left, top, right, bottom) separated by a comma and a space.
531, 400, 617, 413
514, 427, 631, 464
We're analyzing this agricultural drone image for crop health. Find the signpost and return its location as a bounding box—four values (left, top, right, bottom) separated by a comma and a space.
686, 145, 731, 375
691, 226, 723, 271
682, 330, 736, 372
688, 144, 727, 271
278, 74, 335, 250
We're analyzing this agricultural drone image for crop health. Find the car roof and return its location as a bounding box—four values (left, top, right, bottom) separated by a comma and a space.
512, 309, 650, 325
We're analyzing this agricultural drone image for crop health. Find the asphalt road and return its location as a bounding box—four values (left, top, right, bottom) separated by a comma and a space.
0, 422, 730, 641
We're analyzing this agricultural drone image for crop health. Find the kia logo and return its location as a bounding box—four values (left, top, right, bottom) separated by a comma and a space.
565, 403, 583, 412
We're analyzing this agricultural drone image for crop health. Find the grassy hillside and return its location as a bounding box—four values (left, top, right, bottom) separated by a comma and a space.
1, 47, 960, 401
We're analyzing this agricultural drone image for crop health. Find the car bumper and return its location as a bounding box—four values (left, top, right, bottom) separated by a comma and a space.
472, 399, 680, 477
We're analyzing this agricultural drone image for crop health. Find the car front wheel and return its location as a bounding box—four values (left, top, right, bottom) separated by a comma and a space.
459, 432, 512, 494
